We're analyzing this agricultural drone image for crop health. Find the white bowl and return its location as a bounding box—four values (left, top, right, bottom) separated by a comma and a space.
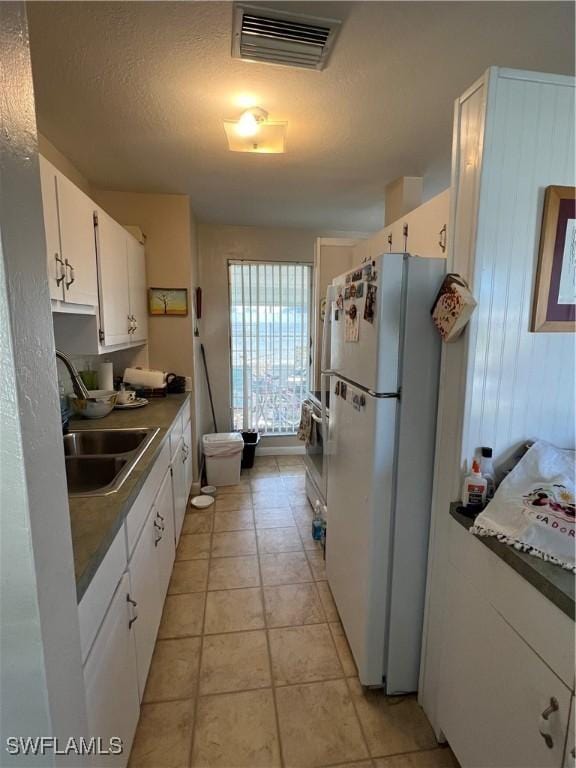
191, 495, 215, 509
201, 485, 218, 496
70, 390, 118, 419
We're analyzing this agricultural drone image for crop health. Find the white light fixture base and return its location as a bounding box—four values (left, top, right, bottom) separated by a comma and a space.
223, 119, 287, 154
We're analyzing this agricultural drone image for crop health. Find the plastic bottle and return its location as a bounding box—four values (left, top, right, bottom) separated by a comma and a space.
312, 501, 324, 541
479, 447, 495, 499
462, 459, 488, 509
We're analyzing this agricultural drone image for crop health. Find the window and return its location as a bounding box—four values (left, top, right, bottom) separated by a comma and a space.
229, 261, 312, 434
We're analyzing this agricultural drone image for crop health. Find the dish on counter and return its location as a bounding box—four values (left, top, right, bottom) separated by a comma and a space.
114, 397, 149, 410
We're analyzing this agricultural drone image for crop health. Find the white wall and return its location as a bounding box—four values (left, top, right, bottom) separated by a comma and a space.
1, 4, 87, 760
198, 223, 317, 443
420, 67, 575, 734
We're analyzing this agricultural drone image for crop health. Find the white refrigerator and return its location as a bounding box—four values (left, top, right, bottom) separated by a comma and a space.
322, 252, 444, 693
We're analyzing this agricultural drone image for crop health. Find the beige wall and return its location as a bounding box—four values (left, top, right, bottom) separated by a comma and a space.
198, 223, 317, 443
38, 133, 93, 197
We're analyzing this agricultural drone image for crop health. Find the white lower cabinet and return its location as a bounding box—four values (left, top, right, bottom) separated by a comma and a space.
83, 573, 140, 767
439, 562, 572, 768
129, 508, 163, 699
171, 437, 187, 545
154, 469, 176, 599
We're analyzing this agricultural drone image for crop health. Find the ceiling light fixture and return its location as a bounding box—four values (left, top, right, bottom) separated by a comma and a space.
224, 106, 287, 154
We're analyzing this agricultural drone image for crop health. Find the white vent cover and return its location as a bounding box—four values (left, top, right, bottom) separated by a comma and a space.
232, 4, 341, 71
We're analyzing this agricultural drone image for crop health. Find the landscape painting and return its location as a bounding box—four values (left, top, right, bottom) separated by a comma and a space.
148, 288, 188, 316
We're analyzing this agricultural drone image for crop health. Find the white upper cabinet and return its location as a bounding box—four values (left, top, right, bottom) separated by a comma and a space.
57, 171, 99, 307
127, 235, 148, 344
39, 156, 66, 301
96, 208, 132, 347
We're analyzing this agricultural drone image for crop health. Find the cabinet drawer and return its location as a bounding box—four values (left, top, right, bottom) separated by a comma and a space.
78, 526, 126, 664
448, 517, 575, 686
125, 438, 170, 557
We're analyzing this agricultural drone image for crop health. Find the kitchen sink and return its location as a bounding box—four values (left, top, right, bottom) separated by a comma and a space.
65, 457, 129, 495
63, 427, 160, 497
63, 428, 155, 457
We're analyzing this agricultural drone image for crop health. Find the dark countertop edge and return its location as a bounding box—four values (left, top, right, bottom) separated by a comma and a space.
450, 503, 575, 621
73, 395, 190, 602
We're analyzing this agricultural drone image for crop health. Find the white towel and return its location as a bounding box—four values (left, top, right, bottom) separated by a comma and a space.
471, 441, 575, 572
297, 403, 315, 445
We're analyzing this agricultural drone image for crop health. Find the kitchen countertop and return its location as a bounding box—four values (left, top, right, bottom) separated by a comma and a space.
450, 503, 575, 621
69, 393, 190, 603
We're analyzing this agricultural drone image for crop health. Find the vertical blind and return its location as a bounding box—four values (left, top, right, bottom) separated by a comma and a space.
229, 261, 312, 434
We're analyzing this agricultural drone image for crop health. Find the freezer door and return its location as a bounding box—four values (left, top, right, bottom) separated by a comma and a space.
330, 253, 404, 393
325, 376, 398, 686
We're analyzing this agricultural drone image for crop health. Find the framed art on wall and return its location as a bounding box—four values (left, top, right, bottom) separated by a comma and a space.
148, 288, 188, 316
531, 185, 575, 332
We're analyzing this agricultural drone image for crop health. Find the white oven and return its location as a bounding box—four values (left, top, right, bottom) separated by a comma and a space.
303, 390, 329, 509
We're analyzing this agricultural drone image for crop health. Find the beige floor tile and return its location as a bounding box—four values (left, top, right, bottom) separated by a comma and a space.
158, 593, 206, 639
269, 624, 343, 686
176, 533, 211, 561
199, 630, 271, 694
217, 479, 251, 494
204, 588, 264, 634
278, 465, 306, 476
253, 456, 279, 467
329, 622, 358, 677
281, 476, 306, 492
182, 511, 213, 534
129, 699, 194, 768
211, 530, 257, 557
143, 637, 201, 703
276, 456, 305, 467
213, 509, 254, 532
317, 580, 340, 621
250, 465, 280, 476
168, 560, 209, 594
306, 550, 327, 580
214, 494, 252, 512
347, 678, 437, 757
263, 583, 324, 627
260, 551, 313, 586
257, 526, 303, 554
252, 492, 292, 510
254, 508, 296, 528
276, 679, 369, 768
291, 504, 314, 525
374, 747, 460, 768
192, 689, 280, 768
208, 555, 260, 590
289, 492, 310, 507
251, 477, 286, 493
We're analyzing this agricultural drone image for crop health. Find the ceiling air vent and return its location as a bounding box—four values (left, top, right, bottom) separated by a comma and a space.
232, 4, 341, 71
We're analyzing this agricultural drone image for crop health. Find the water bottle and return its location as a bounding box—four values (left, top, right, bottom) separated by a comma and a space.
312, 501, 324, 541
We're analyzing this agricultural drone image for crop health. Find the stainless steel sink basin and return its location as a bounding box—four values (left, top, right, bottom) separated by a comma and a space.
63, 428, 155, 457
65, 457, 129, 495
63, 427, 160, 497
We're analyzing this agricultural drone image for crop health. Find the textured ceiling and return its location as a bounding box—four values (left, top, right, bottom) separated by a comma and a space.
28, 1, 575, 231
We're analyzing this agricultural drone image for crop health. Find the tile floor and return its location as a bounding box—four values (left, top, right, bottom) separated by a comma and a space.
129, 455, 459, 768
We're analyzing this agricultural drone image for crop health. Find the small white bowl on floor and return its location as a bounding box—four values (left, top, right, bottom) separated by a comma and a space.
191, 495, 215, 509
201, 485, 217, 496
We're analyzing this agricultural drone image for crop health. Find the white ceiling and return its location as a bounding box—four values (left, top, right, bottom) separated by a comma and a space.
28, 1, 575, 231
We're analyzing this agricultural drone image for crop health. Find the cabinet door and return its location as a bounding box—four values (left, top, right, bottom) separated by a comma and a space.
95, 209, 131, 347
129, 508, 163, 699
171, 439, 187, 546
127, 236, 148, 344
183, 418, 194, 501
83, 572, 140, 767
439, 563, 571, 768
564, 695, 575, 768
155, 469, 176, 598
57, 172, 98, 306
39, 156, 64, 301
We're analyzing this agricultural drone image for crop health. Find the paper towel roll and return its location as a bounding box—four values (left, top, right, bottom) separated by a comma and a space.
98, 362, 114, 391
123, 367, 167, 389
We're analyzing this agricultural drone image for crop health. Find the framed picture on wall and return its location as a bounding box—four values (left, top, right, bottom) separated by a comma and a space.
531, 185, 575, 332
148, 288, 188, 316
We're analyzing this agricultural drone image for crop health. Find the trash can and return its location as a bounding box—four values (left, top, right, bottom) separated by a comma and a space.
241, 430, 261, 469
203, 433, 244, 486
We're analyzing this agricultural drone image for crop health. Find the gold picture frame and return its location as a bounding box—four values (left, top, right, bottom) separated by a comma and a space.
148, 288, 188, 316
531, 185, 575, 332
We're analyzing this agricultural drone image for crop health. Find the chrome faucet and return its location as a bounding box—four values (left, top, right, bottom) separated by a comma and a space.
55, 349, 91, 400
